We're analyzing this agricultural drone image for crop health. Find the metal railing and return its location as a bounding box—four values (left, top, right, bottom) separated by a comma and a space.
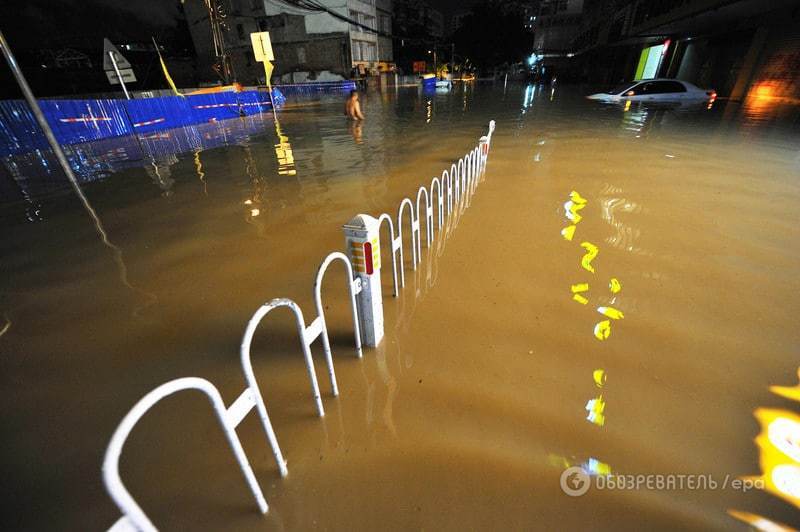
101, 120, 496, 530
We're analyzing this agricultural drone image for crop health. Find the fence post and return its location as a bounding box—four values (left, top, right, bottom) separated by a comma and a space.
343, 214, 384, 347
377, 213, 401, 297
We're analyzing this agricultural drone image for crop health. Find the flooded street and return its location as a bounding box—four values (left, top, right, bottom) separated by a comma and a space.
2, 84, 799, 530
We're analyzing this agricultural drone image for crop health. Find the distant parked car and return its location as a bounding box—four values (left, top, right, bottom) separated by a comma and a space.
587, 79, 716, 102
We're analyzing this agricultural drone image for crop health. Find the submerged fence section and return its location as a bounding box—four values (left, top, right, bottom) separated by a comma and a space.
0, 80, 356, 157
102, 120, 496, 531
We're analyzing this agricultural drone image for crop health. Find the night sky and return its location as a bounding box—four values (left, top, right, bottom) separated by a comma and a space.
87, 0, 182, 25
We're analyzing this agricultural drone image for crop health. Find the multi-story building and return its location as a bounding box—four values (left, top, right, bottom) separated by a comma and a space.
532, 0, 584, 54
185, 0, 392, 84
523, 2, 540, 33
528, 0, 583, 79
376, 0, 395, 70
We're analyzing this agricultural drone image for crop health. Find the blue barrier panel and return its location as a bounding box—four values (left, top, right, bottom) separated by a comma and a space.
0, 84, 345, 157
125, 96, 193, 134
185, 91, 273, 123
271, 88, 286, 107
0, 100, 49, 155
39, 98, 132, 144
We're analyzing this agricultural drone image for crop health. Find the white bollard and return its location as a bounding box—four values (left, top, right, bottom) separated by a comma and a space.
343, 214, 384, 347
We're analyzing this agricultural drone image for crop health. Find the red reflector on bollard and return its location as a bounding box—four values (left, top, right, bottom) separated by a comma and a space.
364, 242, 374, 275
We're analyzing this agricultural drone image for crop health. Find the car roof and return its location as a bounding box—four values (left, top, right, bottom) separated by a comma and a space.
631, 78, 688, 83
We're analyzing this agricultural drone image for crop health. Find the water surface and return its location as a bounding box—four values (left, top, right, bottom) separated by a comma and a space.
1, 84, 799, 530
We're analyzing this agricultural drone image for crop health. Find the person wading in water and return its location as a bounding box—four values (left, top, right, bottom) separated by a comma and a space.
344, 90, 365, 120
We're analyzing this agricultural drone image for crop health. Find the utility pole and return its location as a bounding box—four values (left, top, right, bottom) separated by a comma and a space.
107, 51, 130, 99
204, 0, 233, 83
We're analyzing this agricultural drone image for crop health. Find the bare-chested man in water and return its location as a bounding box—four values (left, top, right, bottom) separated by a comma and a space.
344, 90, 365, 120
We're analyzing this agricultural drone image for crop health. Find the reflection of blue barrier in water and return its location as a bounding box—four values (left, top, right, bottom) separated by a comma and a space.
0, 84, 341, 157
1, 112, 278, 203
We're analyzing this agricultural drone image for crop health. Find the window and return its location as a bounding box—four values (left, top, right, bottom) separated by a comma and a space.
352, 40, 376, 62
607, 82, 637, 95
380, 15, 391, 33
626, 81, 685, 95
651, 81, 686, 93
624, 82, 647, 95
297, 46, 306, 64
236, 24, 245, 41
350, 10, 376, 32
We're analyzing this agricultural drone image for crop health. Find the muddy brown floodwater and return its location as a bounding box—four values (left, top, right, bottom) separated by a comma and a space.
1, 84, 799, 531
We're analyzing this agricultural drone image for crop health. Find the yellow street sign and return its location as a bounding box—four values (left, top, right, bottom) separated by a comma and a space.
250, 32, 274, 63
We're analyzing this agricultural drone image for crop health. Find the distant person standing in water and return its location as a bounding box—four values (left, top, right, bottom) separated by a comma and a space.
345, 90, 365, 120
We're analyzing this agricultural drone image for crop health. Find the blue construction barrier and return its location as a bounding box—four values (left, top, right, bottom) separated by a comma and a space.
0, 87, 304, 157
274, 80, 355, 97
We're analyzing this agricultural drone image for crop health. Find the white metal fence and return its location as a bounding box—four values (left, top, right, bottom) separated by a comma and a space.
102, 120, 496, 531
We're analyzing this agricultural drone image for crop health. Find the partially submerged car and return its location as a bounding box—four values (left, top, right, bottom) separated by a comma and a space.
587, 79, 716, 103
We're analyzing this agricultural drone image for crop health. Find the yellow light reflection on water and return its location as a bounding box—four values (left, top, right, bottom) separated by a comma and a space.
593, 320, 611, 341
593, 369, 606, 388
771, 369, 800, 403
561, 225, 576, 241
548, 454, 612, 476
609, 278, 621, 293
585, 394, 606, 426
580, 242, 599, 273
751, 408, 800, 508
727, 509, 795, 532
561, 190, 626, 340
273, 116, 297, 176
729, 367, 800, 527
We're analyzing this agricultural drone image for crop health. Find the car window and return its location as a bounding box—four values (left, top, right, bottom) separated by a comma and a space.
622, 83, 647, 95
651, 81, 686, 93
607, 82, 637, 95
625, 81, 687, 95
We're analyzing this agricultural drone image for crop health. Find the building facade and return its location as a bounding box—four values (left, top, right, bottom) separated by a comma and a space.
184, 0, 393, 84
568, 0, 800, 99
261, 0, 391, 81
376, 0, 395, 68
532, 0, 584, 54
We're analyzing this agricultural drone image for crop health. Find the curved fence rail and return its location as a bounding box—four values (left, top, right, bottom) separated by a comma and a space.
103, 378, 269, 532
101, 120, 496, 530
